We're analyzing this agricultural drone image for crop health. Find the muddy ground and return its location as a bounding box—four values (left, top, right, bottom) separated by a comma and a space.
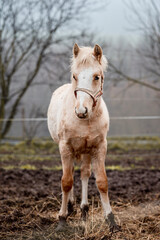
0, 138, 160, 240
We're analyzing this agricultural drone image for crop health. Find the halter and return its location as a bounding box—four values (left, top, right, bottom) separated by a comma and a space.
74, 79, 103, 108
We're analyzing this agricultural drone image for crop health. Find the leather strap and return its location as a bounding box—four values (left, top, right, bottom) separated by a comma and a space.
74, 87, 103, 107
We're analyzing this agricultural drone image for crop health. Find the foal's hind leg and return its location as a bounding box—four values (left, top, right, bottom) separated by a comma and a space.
92, 141, 120, 232
68, 166, 75, 216
80, 154, 91, 220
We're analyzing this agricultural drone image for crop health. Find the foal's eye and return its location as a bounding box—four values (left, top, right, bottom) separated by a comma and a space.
94, 75, 99, 80
73, 75, 77, 81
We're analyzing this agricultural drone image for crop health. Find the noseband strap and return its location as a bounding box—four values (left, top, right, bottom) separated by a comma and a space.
74, 87, 103, 107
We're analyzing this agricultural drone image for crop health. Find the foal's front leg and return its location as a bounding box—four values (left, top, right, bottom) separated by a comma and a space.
92, 140, 120, 232
57, 141, 74, 231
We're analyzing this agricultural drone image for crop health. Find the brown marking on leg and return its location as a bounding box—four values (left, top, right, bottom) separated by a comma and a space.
60, 168, 73, 217
96, 175, 108, 193
62, 175, 73, 193
92, 141, 120, 232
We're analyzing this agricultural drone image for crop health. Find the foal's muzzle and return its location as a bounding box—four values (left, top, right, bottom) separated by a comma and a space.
75, 107, 88, 119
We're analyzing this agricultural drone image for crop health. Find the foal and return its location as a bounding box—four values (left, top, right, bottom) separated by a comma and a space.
47, 44, 119, 231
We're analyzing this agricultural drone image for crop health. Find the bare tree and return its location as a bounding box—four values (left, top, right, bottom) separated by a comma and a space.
109, 0, 160, 92
0, 0, 105, 139
46, 32, 99, 89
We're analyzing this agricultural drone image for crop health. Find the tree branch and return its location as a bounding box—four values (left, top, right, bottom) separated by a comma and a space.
110, 62, 160, 92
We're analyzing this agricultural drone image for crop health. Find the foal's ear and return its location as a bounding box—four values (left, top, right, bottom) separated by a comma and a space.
93, 44, 102, 63
73, 43, 80, 58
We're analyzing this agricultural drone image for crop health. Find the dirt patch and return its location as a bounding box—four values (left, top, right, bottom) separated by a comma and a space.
1, 150, 160, 171
1, 169, 160, 202
0, 168, 160, 239
106, 150, 160, 169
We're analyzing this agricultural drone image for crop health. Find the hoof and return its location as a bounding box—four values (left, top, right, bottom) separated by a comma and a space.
55, 216, 67, 232
106, 212, 121, 233
67, 200, 75, 216
81, 204, 89, 221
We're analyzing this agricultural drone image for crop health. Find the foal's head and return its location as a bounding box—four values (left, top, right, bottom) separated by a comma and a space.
71, 44, 108, 119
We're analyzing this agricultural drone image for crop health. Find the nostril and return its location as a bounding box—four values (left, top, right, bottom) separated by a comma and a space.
84, 107, 88, 115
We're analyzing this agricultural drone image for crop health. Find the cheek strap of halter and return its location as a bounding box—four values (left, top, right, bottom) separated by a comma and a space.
74, 81, 103, 108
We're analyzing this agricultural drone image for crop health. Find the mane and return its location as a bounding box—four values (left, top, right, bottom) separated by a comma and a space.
71, 46, 108, 72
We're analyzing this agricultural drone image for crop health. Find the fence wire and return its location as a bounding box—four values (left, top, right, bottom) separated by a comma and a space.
0, 116, 160, 122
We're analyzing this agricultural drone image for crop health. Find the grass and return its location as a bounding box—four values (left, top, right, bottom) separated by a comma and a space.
1, 136, 160, 155
107, 136, 160, 153
2, 164, 160, 171
0, 136, 160, 171
108, 135, 160, 142
108, 141, 160, 152
3, 165, 15, 170
106, 165, 130, 171
0, 154, 57, 162
20, 164, 37, 170
0, 139, 59, 155
135, 156, 143, 161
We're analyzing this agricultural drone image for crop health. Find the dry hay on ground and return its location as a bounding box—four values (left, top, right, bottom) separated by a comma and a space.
0, 169, 160, 240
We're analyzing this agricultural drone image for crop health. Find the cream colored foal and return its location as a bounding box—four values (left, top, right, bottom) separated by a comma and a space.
48, 43, 120, 232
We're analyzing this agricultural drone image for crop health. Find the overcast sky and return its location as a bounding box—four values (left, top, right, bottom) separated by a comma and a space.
87, 0, 143, 44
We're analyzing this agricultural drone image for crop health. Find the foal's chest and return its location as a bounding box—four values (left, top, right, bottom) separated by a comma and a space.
61, 121, 106, 154
69, 134, 104, 153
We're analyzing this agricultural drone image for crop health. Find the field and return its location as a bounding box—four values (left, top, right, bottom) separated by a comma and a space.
0, 137, 160, 240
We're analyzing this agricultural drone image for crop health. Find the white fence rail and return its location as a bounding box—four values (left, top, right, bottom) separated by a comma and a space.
0, 116, 160, 122
1, 116, 160, 137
